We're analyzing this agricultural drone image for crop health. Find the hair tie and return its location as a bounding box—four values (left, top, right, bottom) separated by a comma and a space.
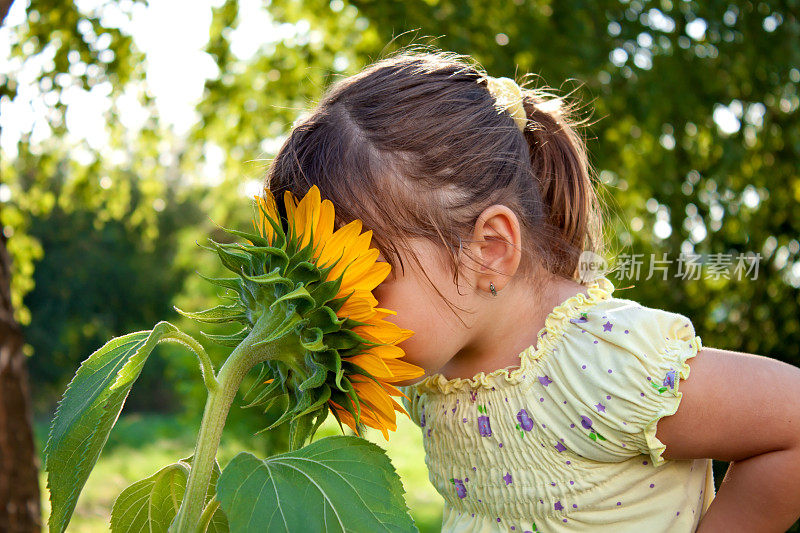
481, 75, 527, 133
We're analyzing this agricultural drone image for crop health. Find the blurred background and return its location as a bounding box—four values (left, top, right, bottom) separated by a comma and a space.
0, 0, 797, 531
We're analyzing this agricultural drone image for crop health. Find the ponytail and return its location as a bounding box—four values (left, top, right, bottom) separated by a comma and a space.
521, 90, 603, 279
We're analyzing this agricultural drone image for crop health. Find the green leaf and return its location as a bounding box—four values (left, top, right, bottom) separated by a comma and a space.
216, 436, 417, 533
110, 455, 228, 533
44, 321, 181, 533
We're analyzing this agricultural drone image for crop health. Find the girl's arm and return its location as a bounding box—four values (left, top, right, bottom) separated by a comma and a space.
656, 347, 800, 532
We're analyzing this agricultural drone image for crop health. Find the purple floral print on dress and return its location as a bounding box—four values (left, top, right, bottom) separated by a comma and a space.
554, 441, 567, 452
450, 477, 467, 499
580, 415, 607, 442
538, 375, 553, 386
663, 369, 677, 389
650, 375, 670, 394
420, 405, 426, 427
469, 390, 478, 403
477, 404, 492, 436
569, 312, 589, 324
515, 408, 533, 437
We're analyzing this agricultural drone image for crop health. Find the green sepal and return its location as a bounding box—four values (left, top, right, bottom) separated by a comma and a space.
287, 388, 320, 423
173, 304, 249, 325
325, 289, 355, 314
326, 403, 347, 434
323, 330, 361, 351
217, 225, 270, 247
210, 241, 253, 275
195, 272, 243, 293
308, 278, 344, 309
298, 361, 328, 391
251, 199, 287, 249
293, 384, 331, 419
304, 306, 346, 335
287, 407, 328, 450
237, 245, 291, 268
270, 285, 315, 315
284, 233, 315, 273
299, 326, 326, 351
200, 327, 249, 347
240, 380, 283, 410
311, 349, 342, 375
341, 378, 363, 427
260, 394, 301, 433
334, 365, 347, 392
286, 261, 322, 286
308, 406, 329, 439
241, 362, 272, 401
240, 267, 292, 289
249, 312, 304, 348
254, 392, 290, 424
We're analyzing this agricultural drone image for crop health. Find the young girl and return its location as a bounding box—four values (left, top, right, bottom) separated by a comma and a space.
263, 49, 800, 532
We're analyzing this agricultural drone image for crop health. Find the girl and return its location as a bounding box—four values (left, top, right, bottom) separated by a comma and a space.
263, 49, 800, 532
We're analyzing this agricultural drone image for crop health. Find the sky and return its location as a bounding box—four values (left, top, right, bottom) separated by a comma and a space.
0, 0, 301, 194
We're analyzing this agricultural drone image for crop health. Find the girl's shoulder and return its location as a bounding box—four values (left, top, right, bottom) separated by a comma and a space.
529, 287, 704, 467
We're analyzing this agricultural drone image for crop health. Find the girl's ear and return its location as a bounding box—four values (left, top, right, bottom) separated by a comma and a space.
469, 205, 523, 292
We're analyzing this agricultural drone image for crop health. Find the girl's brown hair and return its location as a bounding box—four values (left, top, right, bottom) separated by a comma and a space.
264, 47, 605, 324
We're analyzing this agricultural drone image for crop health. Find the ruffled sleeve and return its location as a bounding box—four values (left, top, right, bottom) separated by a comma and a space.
398, 384, 424, 428
548, 299, 703, 467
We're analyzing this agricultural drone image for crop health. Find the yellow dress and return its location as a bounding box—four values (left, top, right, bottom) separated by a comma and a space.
399, 275, 715, 532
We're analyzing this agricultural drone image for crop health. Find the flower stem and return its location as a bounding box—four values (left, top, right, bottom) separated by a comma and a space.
169, 307, 298, 533
196, 498, 220, 533
160, 331, 219, 394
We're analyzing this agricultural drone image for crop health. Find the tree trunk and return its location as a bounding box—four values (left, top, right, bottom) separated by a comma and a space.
0, 226, 42, 532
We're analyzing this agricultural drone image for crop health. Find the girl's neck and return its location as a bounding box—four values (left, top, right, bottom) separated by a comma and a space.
436, 274, 590, 381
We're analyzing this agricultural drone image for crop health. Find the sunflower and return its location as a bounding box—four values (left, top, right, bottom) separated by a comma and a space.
180, 184, 424, 447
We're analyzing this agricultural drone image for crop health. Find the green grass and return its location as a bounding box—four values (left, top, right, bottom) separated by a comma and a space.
34, 410, 443, 532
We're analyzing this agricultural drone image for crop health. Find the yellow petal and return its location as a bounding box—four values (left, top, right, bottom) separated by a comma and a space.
382, 357, 426, 381
338, 248, 381, 292
337, 294, 379, 322
352, 378, 395, 422
283, 190, 299, 241
364, 343, 408, 360
354, 319, 413, 345
336, 259, 391, 296
253, 193, 280, 244
317, 219, 363, 274
347, 353, 393, 380
312, 199, 336, 256
292, 185, 321, 250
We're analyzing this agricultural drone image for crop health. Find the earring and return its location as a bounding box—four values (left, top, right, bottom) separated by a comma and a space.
489, 282, 497, 296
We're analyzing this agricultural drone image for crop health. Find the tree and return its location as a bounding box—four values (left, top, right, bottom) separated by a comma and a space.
0, 0, 43, 528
